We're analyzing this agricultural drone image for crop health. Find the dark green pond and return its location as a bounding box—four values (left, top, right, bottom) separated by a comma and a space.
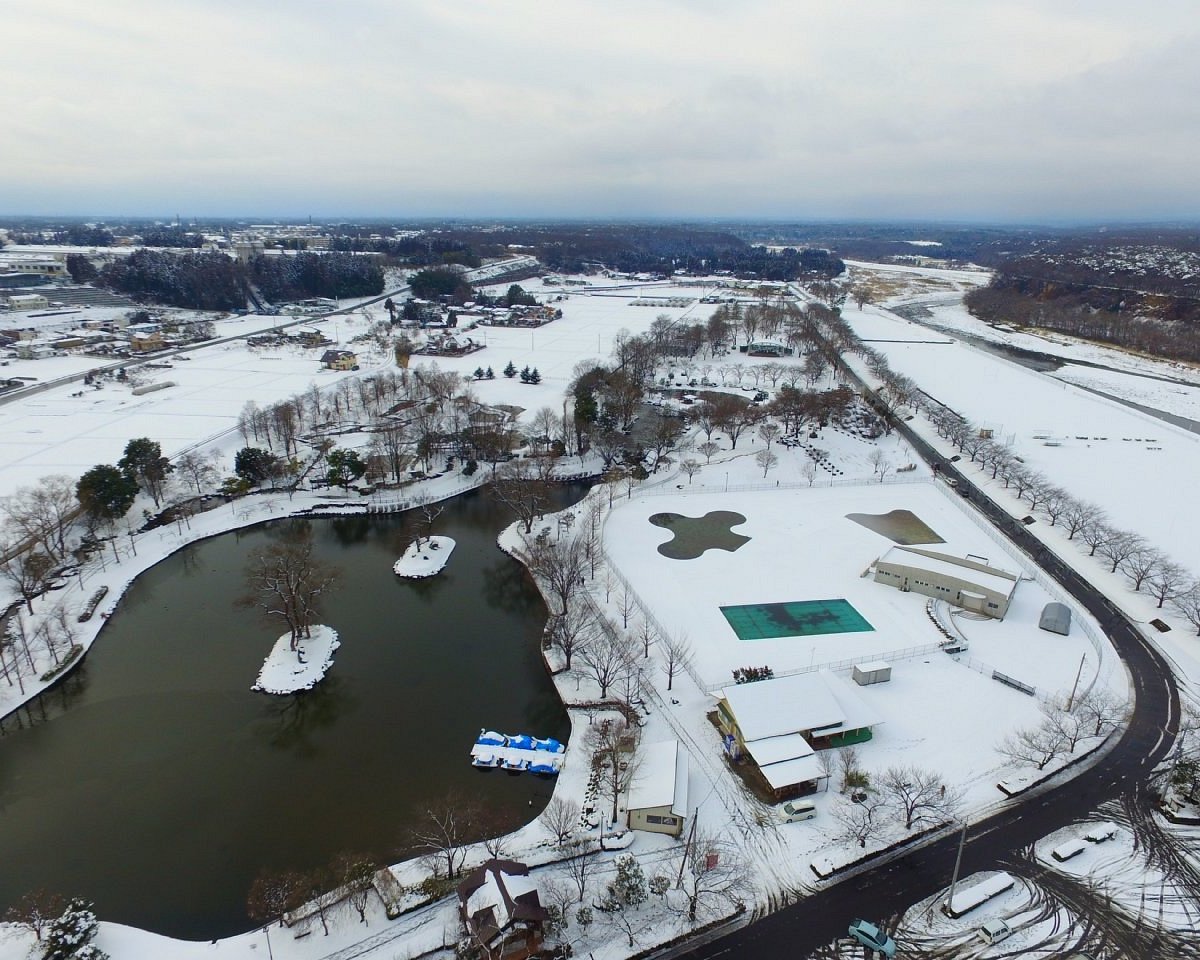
0, 486, 584, 940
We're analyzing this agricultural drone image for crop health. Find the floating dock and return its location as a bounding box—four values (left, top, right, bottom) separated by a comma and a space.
470, 729, 565, 775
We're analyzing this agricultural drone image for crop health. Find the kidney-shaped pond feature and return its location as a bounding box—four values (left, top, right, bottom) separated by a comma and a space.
845, 509, 945, 545
0, 486, 586, 940
649, 511, 749, 559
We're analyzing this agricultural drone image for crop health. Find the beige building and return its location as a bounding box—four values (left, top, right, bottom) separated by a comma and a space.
873, 545, 1019, 618
4, 293, 49, 311
626, 739, 689, 837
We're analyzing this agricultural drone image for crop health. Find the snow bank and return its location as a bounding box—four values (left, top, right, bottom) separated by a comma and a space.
252, 624, 339, 694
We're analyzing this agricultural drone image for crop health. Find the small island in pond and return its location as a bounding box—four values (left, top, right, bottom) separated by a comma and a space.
252, 625, 340, 695
393, 535, 456, 578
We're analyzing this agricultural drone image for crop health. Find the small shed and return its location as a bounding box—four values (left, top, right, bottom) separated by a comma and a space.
1039, 602, 1072, 636
851, 661, 892, 686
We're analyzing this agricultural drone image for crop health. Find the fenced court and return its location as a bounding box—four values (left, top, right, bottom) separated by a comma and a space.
720, 598, 874, 641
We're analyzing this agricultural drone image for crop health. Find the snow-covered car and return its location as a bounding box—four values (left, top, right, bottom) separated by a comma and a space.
848, 919, 896, 957
780, 799, 817, 822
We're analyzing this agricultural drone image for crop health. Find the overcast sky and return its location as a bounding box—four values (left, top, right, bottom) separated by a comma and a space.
4, 0, 1198, 222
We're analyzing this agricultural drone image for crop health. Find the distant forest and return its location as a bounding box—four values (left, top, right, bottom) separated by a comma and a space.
98, 251, 384, 312
965, 231, 1200, 363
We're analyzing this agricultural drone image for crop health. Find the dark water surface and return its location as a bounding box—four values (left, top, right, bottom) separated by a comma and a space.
0, 486, 585, 940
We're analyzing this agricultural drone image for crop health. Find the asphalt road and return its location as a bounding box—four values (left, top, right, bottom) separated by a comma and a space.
672, 361, 1182, 960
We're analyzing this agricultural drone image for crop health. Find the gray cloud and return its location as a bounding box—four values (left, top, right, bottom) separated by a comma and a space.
1, 0, 1196, 220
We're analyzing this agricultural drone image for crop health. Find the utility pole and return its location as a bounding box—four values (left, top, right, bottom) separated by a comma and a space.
675, 815, 698, 889
945, 820, 968, 916
1066, 654, 1087, 712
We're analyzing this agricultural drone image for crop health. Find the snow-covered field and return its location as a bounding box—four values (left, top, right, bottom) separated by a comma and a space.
843, 302, 1200, 574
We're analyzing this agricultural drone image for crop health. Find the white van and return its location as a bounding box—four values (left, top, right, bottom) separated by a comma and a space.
977, 918, 1012, 945
781, 799, 817, 822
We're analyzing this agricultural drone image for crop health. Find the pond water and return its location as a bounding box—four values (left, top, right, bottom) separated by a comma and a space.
0, 485, 586, 940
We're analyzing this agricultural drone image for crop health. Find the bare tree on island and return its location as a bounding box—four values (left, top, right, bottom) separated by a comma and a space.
240, 524, 338, 654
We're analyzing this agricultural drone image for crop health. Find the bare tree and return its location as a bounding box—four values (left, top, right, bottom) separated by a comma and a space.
548, 603, 598, 673
330, 853, 377, 925
490, 459, 553, 534
1073, 687, 1130, 738
1171, 581, 1200, 635
697, 441, 721, 464
757, 423, 781, 450
577, 630, 633, 700
833, 793, 887, 848
247, 868, 306, 929
517, 532, 589, 616
563, 838, 597, 901
868, 449, 892, 483
673, 829, 751, 922
1062, 499, 1103, 541
408, 793, 480, 881
1096, 530, 1144, 574
539, 796, 581, 844
4, 889, 65, 944
239, 524, 338, 652
1, 475, 78, 561
879, 766, 961, 830
1119, 546, 1162, 592
998, 721, 1068, 771
1, 547, 55, 615
412, 497, 444, 550
755, 448, 779, 479
661, 632, 694, 692
634, 619, 659, 659
174, 450, 220, 495
801, 460, 818, 487
585, 717, 641, 827
680, 458, 703, 484
1148, 560, 1189, 609
1079, 518, 1115, 558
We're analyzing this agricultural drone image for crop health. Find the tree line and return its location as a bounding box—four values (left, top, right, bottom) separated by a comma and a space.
94, 250, 384, 312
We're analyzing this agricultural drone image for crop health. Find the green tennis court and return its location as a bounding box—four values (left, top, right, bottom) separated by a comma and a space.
720, 599, 874, 640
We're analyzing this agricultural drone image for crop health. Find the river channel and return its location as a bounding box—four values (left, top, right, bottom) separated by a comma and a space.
0, 485, 586, 940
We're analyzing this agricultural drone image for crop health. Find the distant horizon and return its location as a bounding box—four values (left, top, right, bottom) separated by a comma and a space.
5, 2, 1199, 223
4, 213, 1200, 232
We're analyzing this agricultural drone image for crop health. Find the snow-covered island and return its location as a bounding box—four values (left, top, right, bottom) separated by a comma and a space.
252, 625, 340, 694
393, 535, 456, 578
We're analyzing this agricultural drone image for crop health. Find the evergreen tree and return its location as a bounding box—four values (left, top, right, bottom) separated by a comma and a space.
76, 465, 139, 525
485, 366, 495, 380
503, 361, 518, 378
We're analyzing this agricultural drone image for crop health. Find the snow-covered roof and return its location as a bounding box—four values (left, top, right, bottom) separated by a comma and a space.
878, 545, 1018, 597
758, 753, 826, 790
721, 671, 880, 740
628, 739, 688, 817
743, 732, 814, 766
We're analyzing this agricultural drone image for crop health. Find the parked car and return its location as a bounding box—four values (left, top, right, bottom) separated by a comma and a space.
848, 919, 896, 957
780, 799, 817, 822
977, 918, 1012, 945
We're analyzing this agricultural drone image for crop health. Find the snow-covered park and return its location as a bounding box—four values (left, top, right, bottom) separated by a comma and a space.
2, 265, 1198, 960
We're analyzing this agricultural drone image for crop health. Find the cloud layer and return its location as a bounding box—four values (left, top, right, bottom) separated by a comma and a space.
3, 0, 1197, 220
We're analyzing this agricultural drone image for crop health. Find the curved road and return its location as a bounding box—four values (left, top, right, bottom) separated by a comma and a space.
673, 354, 1182, 959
